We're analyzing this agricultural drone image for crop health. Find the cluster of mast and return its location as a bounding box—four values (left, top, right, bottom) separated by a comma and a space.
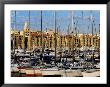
12, 10, 100, 58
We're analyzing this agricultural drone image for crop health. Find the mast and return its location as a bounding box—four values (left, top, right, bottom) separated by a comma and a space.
77, 20, 79, 58
40, 10, 44, 66
91, 11, 95, 63
71, 11, 76, 64
41, 10, 43, 52
99, 24, 100, 35
68, 11, 71, 52
13, 11, 16, 54
28, 11, 31, 51
78, 29, 80, 57
72, 11, 74, 52
99, 24, 100, 48
72, 11, 74, 34
98, 23, 100, 56
82, 11, 85, 59
75, 19, 78, 54
55, 11, 57, 65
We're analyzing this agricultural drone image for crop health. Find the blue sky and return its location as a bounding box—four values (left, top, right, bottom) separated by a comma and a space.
11, 10, 100, 34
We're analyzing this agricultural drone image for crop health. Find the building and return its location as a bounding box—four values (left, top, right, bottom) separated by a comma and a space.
11, 22, 100, 51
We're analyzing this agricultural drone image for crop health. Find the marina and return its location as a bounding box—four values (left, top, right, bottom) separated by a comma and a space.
11, 47, 100, 77
11, 10, 100, 77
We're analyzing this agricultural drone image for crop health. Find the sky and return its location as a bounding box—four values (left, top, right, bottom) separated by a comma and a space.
11, 10, 100, 34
